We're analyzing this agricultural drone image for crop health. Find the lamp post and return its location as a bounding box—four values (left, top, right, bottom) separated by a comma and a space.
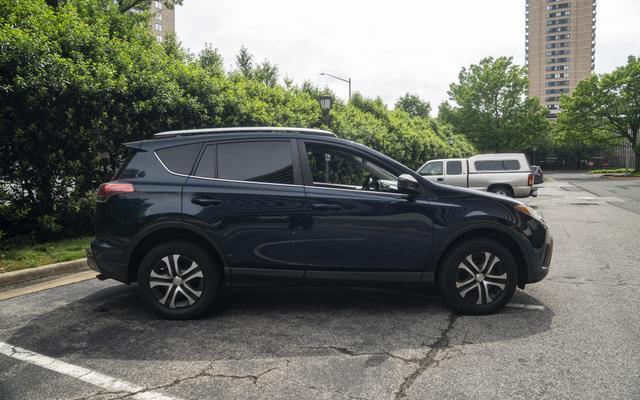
320, 72, 351, 101
447, 137, 454, 146
318, 95, 333, 126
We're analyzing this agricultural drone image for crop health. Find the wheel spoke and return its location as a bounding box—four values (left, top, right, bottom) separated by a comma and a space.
160, 256, 173, 278
456, 276, 475, 289
180, 261, 199, 278
168, 285, 181, 308
464, 256, 481, 273
150, 270, 172, 281
182, 270, 203, 283
484, 279, 506, 290
482, 281, 492, 303
150, 281, 172, 289
158, 284, 175, 305
181, 282, 203, 299
458, 262, 476, 277
485, 272, 507, 280
485, 255, 501, 275
178, 286, 197, 306
479, 252, 492, 272
459, 282, 480, 298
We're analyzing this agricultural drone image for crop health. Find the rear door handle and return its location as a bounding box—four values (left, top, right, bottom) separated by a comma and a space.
310, 203, 341, 211
191, 197, 223, 207
437, 177, 444, 182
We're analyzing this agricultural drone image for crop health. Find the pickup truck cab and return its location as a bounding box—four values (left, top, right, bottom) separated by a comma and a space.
417, 153, 536, 198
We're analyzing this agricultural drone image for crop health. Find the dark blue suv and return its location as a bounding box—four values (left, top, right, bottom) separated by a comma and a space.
87, 127, 552, 319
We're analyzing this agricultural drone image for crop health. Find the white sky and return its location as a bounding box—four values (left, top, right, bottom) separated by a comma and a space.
176, 0, 640, 111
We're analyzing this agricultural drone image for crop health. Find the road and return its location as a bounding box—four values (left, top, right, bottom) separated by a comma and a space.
1, 172, 639, 400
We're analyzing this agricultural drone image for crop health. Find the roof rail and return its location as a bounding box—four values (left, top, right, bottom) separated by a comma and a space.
152, 127, 336, 139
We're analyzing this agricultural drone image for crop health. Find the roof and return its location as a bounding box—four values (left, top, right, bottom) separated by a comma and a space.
152, 127, 336, 139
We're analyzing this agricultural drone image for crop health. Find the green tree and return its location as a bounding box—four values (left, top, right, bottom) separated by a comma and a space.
198, 43, 224, 76
439, 56, 551, 153
394, 93, 432, 118
557, 56, 640, 171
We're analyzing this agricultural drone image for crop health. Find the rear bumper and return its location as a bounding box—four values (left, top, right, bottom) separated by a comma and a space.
87, 239, 131, 284
525, 237, 553, 284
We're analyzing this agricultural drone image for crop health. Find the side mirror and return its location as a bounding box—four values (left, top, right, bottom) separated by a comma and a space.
397, 174, 420, 195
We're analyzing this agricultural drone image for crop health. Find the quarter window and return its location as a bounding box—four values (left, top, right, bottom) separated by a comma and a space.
156, 143, 202, 175
217, 141, 295, 184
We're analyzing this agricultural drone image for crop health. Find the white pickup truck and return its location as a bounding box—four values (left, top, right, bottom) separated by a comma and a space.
417, 153, 536, 198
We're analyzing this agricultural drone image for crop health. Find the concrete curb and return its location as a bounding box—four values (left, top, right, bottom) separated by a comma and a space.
0, 258, 89, 288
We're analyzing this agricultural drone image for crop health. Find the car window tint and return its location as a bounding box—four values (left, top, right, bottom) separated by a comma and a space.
474, 160, 504, 171
217, 141, 294, 184
194, 145, 215, 178
446, 161, 462, 175
305, 143, 396, 187
419, 161, 443, 176
504, 160, 521, 170
156, 143, 202, 175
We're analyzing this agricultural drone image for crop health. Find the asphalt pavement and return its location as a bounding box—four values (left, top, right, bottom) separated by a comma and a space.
1, 172, 639, 400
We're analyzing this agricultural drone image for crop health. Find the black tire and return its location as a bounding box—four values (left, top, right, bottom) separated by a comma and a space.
489, 185, 514, 197
437, 238, 518, 315
137, 241, 220, 320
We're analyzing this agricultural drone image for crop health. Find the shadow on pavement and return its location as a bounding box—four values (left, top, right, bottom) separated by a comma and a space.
6, 283, 554, 361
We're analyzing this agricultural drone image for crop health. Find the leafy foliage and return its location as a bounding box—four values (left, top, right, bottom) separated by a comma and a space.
556, 56, 640, 171
395, 93, 432, 118
438, 57, 551, 153
0, 0, 474, 242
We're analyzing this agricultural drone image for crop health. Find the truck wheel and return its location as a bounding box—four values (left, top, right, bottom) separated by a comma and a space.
437, 238, 518, 315
137, 241, 220, 320
489, 185, 514, 197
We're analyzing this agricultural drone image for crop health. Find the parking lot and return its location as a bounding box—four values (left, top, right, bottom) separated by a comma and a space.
1, 172, 639, 400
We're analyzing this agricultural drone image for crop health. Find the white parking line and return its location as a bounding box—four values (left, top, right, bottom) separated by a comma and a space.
506, 302, 545, 311
0, 341, 180, 400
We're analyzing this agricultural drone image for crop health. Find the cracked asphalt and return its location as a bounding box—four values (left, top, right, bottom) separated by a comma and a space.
1, 172, 639, 399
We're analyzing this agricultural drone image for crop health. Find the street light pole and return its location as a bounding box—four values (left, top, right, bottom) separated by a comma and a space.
320, 72, 351, 101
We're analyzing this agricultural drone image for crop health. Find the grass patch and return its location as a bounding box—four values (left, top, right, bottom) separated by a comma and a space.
0, 236, 91, 274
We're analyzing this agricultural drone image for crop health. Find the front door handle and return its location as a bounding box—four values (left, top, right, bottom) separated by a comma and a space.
191, 197, 223, 207
437, 177, 444, 182
310, 203, 341, 211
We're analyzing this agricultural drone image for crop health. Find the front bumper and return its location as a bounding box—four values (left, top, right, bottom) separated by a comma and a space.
526, 236, 553, 284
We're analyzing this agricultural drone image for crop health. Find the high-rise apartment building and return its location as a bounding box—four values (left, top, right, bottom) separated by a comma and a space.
149, 0, 175, 42
525, 0, 596, 118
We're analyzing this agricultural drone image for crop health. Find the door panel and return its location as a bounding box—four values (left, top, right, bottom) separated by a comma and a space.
305, 187, 433, 273
443, 160, 467, 187
301, 141, 434, 278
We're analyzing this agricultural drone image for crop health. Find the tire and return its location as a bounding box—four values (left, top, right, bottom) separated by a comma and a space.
137, 241, 220, 320
437, 238, 518, 315
489, 185, 514, 197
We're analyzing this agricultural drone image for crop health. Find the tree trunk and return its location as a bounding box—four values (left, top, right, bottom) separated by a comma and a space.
635, 149, 640, 173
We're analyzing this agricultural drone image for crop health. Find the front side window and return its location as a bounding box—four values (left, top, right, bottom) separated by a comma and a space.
305, 143, 396, 191
217, 141, 294, 184
419, 161, 443, 176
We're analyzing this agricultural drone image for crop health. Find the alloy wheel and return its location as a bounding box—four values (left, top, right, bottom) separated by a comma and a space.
455, 251, 507, 305
148, 254, 204, 308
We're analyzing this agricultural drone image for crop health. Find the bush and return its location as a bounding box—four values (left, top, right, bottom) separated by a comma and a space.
0, 0, 475, 244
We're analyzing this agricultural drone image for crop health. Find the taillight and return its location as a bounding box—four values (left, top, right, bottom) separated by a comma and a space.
527, 173, 533, 186
96, 182, 134, 202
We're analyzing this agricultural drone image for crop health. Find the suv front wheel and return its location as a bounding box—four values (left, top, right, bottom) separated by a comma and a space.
137, 241, 220, 319
438, 238, 518, 314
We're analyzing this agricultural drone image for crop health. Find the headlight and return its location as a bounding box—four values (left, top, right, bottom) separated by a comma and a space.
514, 204, 543, 221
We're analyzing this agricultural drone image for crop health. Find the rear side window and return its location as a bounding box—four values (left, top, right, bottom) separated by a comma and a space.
474, 160, 521, 171
446, 161, 462, 175
115, 149, 146, 179
156, 143, 202, 175
194, 145, 215, 178
217, 141, 294, 184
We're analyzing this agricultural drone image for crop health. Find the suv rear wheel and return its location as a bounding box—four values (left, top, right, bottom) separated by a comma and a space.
438, 238, 518, 314
137, 241, 220, 319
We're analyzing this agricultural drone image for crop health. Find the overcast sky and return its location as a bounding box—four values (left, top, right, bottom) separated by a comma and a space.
176, 0, 640, 111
